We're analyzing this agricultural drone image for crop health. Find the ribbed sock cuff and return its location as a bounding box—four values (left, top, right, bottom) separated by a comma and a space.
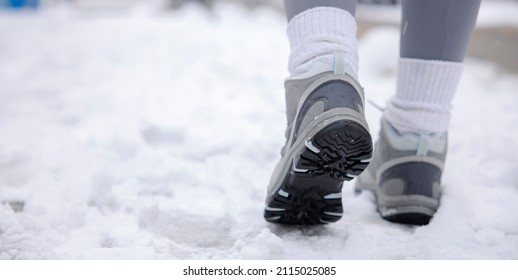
287, 7, 358, 77
385, 58, 464, 134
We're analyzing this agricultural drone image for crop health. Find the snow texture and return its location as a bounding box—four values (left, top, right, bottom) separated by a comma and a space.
0, 3, 518, 259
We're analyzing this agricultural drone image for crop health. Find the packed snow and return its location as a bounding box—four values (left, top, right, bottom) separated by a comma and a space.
0, 3, 517, 259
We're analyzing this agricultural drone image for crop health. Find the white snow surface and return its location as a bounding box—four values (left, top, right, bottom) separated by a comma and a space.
1, 4, 518, 259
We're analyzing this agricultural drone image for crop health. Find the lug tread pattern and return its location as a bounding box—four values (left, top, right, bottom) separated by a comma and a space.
264, 120, 372, 225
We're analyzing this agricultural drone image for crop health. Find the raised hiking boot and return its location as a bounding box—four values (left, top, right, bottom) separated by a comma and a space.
264, 55, 373, 225
355, 117, 447, 225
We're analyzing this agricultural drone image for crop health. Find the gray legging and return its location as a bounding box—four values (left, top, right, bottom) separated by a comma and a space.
284, 0, 481, 62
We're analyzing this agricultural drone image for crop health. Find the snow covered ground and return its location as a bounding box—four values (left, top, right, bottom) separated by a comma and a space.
0, 3, 518, 259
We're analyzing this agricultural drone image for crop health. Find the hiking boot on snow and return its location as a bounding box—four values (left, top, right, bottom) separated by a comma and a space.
264, 55, 373, 225
355, 117, 447, 225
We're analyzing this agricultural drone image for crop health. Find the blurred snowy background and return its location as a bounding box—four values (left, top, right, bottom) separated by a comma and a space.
0, 0, 517, 259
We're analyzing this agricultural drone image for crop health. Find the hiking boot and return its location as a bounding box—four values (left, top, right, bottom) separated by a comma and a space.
264, 55, 373, 225
355, 117, 447, 225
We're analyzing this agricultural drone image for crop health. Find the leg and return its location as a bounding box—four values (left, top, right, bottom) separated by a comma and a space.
357, 0, 481, 225
400, 0, 481, 62
284, 0, 357, 21
264, 0, 372, 225
387, 0, 481, 134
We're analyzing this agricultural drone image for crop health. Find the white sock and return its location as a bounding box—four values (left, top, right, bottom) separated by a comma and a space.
384, 58, 464, 134
287, 7, 358, 78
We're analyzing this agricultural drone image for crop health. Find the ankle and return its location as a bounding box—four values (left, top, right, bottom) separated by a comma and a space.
384, 58, 463, 134
287, 7, 359, 79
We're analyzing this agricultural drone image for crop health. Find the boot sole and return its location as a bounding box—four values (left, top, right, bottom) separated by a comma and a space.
355, 187, 438, 226
382, 211, 434, 226
264, 120, 372, 225
378, 200, 438, 226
